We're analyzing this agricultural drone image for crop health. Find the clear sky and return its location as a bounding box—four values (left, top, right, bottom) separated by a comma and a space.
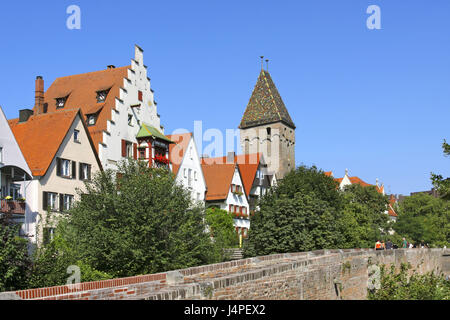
0, 0, 448, 196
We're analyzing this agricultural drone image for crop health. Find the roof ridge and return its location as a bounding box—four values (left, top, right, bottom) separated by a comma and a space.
53, 65, 130, 81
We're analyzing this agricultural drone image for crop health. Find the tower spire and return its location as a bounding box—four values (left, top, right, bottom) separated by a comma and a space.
260, 56, 264, 71
266, 59, 269, 72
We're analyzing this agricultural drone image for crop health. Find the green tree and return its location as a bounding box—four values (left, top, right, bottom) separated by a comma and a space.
0, 216, 31, 292
205, 207, 239, 261
244, 166, 343, 257
431, 139, 450, 200
30, 160, 218, 287
394, 193, 449, 247
337, 184, 390, 249
369, 263, 450, 300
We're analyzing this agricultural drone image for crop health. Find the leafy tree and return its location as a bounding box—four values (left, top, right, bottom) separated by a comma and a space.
394, 193, 449, 247
369, 263, 450, 300
29, 160, 218, 287
431, 139, 450, 200
205, 207, 239, 261
337, 184, 390, 249
0, 216, 31, 292
244, 166, 343, 257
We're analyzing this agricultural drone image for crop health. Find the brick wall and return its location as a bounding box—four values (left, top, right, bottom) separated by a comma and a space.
1, 248, 448, 300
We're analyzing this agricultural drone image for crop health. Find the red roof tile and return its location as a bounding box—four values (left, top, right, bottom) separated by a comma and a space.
38, 66, 130, 153
201, 162, 236, 201
8, 109, 80, 177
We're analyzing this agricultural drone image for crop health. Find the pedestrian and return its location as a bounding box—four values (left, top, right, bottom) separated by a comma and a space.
386, 239, 393, 250
402, 237, 408, 249
375, 240, 383, 251
381, 240, 386, 250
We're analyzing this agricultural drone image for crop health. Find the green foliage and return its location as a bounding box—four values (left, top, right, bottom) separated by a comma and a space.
394, 193, 449, 247
0, 218, 31, 292
337, 184, 390, 249
369, 263, 450, 300
29, 160, 217, 287
431, 140, 450, 200
244, 165, 392, 257
244, 166, 343, 257
205, 208, 239, 261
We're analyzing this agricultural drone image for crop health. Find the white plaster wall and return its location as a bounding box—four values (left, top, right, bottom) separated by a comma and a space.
226, 167, 250, 230
100, 46, 162, 171
30, 116, 101, 244
175, 137, 206, 203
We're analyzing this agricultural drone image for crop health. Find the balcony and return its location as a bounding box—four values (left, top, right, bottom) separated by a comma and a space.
0, 200, 26, 215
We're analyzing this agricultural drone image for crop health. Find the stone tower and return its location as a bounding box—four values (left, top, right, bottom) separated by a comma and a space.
239, 68, 296, 179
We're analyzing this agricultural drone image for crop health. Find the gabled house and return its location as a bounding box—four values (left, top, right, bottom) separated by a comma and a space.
167, 133, 206, 202
208, 152, 274, 213
8, 109, 102, 244
32, 45, 166, 171
0, 106, 33, 227
334, 169, 385, 194
201, 157, 250, 239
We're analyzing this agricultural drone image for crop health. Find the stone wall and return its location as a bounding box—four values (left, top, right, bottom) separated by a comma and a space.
1, 248, 448, 300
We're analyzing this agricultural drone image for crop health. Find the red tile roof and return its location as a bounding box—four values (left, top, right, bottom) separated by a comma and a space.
8, 109, 81, 177
167, 133, 193, 176
37, 66, 130, 153
201, 154, 261, 198
324, 171, 333, 177
201, 162, 237, 201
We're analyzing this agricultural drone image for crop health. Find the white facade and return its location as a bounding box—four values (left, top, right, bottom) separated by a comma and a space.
174, 137, 206, 203
22, 115, 102, 244
100, 46, 163, 170
228, 167, 250, 232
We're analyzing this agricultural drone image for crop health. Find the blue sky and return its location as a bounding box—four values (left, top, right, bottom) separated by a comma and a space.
0, 0, 449, 196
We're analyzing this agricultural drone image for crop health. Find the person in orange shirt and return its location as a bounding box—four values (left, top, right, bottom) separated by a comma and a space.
375, 240, 382, 250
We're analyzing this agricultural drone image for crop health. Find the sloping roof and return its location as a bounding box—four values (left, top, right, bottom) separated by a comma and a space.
137, 123, 173, 143
38, 66, 130, 153
239, 70, 295, 130
202, 154, 261, 198
201, 162, 236, 201
348, 176, 372, 188
8, 109, 80, 177
167, 133, 193, 176
388, 195, 398, 217
324, 171, 333, 177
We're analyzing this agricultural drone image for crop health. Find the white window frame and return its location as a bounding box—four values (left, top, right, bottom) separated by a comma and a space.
61, 159, 71, 177
48, 192, 58, 210
74, 129, 80, 143
63, 194, 74, 211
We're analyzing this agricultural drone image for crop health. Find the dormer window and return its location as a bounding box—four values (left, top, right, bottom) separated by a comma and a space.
87, 114, 97, 126
56, 97, 67, 109
97, 90, 109, 103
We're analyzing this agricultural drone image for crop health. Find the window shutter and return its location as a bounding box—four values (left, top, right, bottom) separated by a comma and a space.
88, 165, 91, 181
56, 158, 61, 176
138, 90, 143, 102
72, 161, 77, 179
133, 143, 137, 160
59, 194, 64, 212
79, 163, 83, 180
43, 192, 48, 211
121, 140, 127, 157
229, 204, 232, 213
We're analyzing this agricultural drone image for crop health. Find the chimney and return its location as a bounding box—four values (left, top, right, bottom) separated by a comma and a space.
227, 151, 236, 164
19, 109, 34, 123
34, 76, 44, 114
107, 65, 116, 70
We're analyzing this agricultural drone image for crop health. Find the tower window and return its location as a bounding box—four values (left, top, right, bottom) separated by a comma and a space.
267, 127, 271, 136
87, 114, 97, 126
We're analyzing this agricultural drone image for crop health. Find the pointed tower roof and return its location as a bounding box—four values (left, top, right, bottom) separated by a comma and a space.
239, 70, 295, 130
